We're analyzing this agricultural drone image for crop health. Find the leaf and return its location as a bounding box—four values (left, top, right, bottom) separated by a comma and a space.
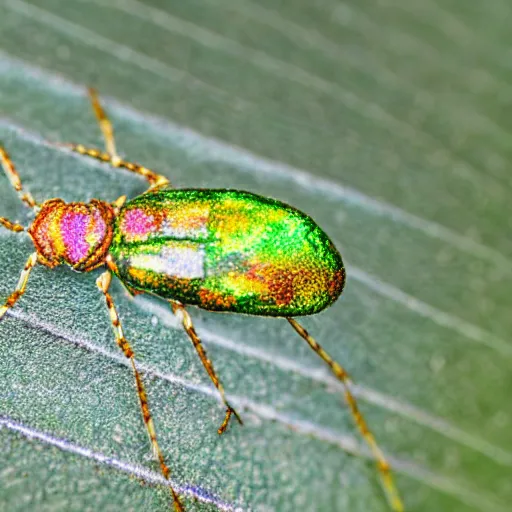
0, 0, 511, 511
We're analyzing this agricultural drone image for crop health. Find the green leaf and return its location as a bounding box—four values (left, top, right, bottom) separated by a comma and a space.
0, 0, 511, 511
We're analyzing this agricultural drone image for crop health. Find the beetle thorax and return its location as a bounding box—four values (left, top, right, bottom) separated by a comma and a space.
28, 199, 115, 271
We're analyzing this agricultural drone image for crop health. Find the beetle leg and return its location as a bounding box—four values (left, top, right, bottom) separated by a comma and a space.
112, 194, 127, 213
0, 146, 38, 210
96, 271, 184, 512
0, 252, 38, 321
61, 89, 170, 192
170, 301, 243, 434
64, 143, 171, 191
0, 217, 24, 233
88, 87, 119, 160
287, 317, 404, 512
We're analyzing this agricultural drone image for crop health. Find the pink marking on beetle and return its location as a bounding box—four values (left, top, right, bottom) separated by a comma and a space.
89, 209, 107, 244
29, 199, 114, 270
60, 211, 91, 264
121, 208, 157, 241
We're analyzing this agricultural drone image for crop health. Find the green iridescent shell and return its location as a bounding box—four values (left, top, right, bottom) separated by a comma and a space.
109, 189, 345, 316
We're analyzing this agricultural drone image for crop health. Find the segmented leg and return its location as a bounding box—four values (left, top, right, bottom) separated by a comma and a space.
88, 87, 118, 158
0, 217, 24, 233
65, 143, 170, 191
112, 195, 127, 213
96, 272, 183, 512
0, 252, 38, 321
171, 301, 243, 434
63, 90, 170, 191
0, 146, 37, 209
287, 318, 404, 512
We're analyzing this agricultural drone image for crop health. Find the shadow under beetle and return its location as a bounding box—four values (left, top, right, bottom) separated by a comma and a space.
0, 89, 403, 512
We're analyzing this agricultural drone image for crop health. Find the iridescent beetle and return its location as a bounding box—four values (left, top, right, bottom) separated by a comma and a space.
0, 90, 403, 512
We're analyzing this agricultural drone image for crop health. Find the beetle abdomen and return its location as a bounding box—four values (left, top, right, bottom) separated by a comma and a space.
110, 190, 345, 316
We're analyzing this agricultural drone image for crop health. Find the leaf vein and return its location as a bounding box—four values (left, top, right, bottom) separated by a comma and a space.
0, 415, 242, 511
4, 308, 509, 511
101, 0, 506, 193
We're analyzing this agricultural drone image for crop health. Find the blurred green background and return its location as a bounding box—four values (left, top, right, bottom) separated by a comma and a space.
0, 0, 511, 511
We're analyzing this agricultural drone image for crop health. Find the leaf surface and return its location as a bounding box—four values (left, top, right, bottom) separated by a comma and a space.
0, 1, 511, 511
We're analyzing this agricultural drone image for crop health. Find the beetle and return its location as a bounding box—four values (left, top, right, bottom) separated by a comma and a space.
0, 89, 403, 512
